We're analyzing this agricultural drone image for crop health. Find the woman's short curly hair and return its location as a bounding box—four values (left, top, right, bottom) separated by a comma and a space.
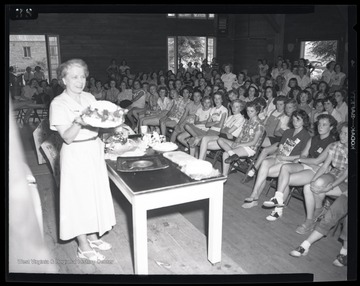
57, 59, 89, 81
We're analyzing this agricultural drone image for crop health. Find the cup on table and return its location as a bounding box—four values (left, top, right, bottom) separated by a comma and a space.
140, 125, 148, 135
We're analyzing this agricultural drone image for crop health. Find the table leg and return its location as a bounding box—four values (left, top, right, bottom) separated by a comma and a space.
132, 203, 148, 275
207, 186, 223, 264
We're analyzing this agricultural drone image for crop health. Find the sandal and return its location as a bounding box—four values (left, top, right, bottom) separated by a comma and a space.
77, 247, 105, 261
87, 239, 112, 251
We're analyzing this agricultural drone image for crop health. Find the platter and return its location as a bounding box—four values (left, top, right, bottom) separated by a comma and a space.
151, 142, 178, 152
82, 100, 127, 128
116, 155, 169, 172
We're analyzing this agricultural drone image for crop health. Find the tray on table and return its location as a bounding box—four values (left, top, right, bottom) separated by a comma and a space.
116, 154, 169, 172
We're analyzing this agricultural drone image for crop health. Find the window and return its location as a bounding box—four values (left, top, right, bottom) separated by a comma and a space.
47, 35, 61, 81
300, 40, 338, 81
167, 13, 214, 19
10, 34, 61, 82
167, 36, 216, 73
23, 46, 31, 58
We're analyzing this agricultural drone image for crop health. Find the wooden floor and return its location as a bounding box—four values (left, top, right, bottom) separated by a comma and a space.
14, 121, 348, 282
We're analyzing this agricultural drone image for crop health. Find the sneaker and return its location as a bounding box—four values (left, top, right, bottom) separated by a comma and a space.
225, 154, 240, 164
333, 254, 347, 267
290, 246, 309, 257
266, 210, 282, 221
247, 168, 256, 178
263, 197, 284, 208
296, 221, 316, 235
241, 198, 258, 209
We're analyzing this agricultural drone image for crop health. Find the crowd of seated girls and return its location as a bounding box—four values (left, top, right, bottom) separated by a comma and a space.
11, 55, 349, 265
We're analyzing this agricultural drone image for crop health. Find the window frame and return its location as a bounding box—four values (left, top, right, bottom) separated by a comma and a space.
23, 46, 31, 58
167, 35, 216, 73
167, 13, 214, 20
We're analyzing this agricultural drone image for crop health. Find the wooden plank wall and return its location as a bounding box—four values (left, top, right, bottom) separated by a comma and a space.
9, 13, 216, 82
283, 5, 348, 72
9, 7, 348, 81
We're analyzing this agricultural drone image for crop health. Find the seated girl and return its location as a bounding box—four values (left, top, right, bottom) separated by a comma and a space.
262, 114, 338, 222
263, 86, 277, 118
242, 109, 311, 209
177, 95, 212, 148
185, 92, 228, 157
334, 89, 348, 123
261, 96, 286, 147
321, 96, 343, 124
159, 87, 191, 136
244, 84, 260, 102
287, 86, 302, 100
246, 98, 298, 179
309, 98, 325, 135
218, 101, 265, 176
226, 89, 239, 114
289, 185, 348, 267
136, 84, 159, 132
140, 86, 173, 132
125, 80, 147, 130
291, 122, 348, 234
170, 89, 202, 143
197, 99, 246, 161
297, 89, 312, 116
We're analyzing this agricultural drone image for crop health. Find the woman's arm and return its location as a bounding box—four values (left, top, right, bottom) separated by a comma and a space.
54, 116, 86, 145
296, 144, 331, 165
206, 113, 227, 128
339, 74, 346, 87
132, 90, 145, 102
273, 119, 284, 137
232, 128, 262, 148
177, 105, 190, 126
326, 169, 348, 192
310, 152, 333, 183
299, 137, 312, 158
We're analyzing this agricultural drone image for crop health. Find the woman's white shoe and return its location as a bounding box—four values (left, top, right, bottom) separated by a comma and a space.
77, 247, 105, 261
87, 239, 112, 251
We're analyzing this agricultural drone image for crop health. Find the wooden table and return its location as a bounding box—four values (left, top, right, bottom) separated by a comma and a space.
106, 153, 227, 275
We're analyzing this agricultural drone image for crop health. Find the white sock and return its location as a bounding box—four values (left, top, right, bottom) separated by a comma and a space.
300, 240, 311, 250
248, 168, 255, 177
228, 150, 235, 156
340, 247, 347, 255
274, 206, 283, 214
275, 191, 284, 204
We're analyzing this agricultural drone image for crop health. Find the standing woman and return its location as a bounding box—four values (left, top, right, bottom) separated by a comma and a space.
49, 59, 116, 261
220, 63, 237, 92
329, 63, 346, 93
321, 60, 336, 85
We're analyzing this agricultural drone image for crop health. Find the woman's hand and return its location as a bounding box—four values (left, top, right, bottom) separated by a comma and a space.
73, 116, 87, 127
276, 154, 285, 161
310, 180, 331, 194
231, 142, 240, 149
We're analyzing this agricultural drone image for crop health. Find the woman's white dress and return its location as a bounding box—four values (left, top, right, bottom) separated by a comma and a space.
49, 91, 116, 240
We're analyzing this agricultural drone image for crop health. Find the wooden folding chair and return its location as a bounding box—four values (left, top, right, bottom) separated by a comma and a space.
230, 130, 267, 183
40, 133, 63, 187
33, 119, 51, 164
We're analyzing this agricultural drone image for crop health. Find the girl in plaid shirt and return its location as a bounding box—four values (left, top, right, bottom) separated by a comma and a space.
309, 122, 348, 200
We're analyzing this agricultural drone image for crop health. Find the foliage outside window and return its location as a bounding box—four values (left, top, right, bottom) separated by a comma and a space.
300, 40, 338, 81
168, 36, 216, 73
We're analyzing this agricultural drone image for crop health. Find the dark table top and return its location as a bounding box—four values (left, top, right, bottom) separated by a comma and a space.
106, 153, 226, 194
